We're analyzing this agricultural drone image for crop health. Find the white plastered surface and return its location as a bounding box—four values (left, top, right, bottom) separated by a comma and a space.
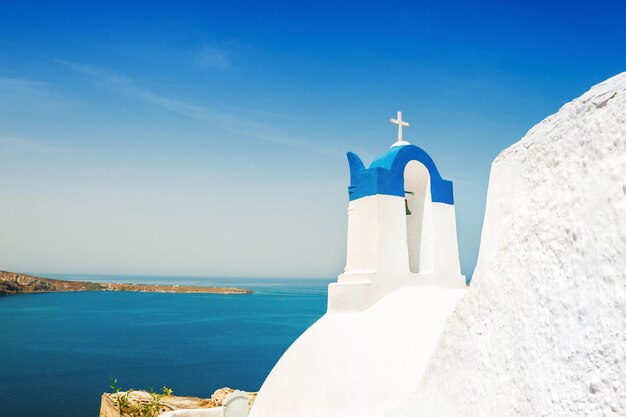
411, 72, 626, 417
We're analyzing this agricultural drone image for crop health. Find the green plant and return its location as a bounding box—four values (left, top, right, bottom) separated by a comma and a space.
109, 378, 173, 417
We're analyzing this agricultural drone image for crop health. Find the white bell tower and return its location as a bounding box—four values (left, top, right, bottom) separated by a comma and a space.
249, 113, 469, 417
328, 112, 466, 312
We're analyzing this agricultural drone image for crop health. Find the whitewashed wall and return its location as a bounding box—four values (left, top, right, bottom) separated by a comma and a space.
410, 72, 626, 417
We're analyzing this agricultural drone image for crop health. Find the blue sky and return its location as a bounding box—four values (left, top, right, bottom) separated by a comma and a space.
1, 0, 625, 278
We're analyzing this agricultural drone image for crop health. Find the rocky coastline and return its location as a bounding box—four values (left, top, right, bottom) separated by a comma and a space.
0, 271, 253, 296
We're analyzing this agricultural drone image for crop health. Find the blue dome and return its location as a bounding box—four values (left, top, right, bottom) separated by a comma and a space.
346, 144, 454, 204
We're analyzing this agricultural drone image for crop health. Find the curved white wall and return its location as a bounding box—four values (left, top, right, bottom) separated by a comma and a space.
249, 286, 466, 417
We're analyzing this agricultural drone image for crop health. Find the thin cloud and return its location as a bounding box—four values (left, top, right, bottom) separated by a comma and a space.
0, 76, 70, 108
220, 104, 309, 120
56, 59, 345, 157
0, 76, 43, 88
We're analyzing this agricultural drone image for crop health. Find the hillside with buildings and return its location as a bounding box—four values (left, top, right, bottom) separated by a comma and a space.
0, 271, 252, 296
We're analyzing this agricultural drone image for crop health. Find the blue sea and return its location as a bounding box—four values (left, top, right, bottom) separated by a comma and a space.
0, 275, 332, 417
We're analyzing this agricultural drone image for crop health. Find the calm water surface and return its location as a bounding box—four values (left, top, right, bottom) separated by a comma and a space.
0, 275, 332, 417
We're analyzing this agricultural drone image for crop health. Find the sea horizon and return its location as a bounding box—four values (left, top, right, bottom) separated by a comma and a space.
28, 272, 335, 285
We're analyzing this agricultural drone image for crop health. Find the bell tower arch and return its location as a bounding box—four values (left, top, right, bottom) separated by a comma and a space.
404, 160, 434, 274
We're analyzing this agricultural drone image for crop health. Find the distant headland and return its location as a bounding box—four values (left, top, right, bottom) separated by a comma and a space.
0, 271, 253, 296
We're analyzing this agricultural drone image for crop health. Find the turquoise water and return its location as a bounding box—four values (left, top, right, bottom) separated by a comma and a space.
0, 275, 332, 417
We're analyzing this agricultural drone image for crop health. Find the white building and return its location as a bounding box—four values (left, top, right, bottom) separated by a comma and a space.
250, 112, 467, 417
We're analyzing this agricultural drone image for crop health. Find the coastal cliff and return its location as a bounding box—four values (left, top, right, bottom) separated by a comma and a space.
0, 271, 252, 295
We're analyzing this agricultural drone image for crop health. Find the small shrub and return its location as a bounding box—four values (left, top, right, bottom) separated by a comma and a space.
109, 378, 173, 417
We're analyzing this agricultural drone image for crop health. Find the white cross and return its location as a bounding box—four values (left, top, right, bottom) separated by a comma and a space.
390, 111, 409, 143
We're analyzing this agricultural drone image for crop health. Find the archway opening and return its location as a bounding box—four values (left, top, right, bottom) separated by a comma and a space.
404, 160, 434, 273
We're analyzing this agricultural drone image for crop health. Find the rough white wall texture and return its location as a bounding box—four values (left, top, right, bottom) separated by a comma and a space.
413, 73, 626, 417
